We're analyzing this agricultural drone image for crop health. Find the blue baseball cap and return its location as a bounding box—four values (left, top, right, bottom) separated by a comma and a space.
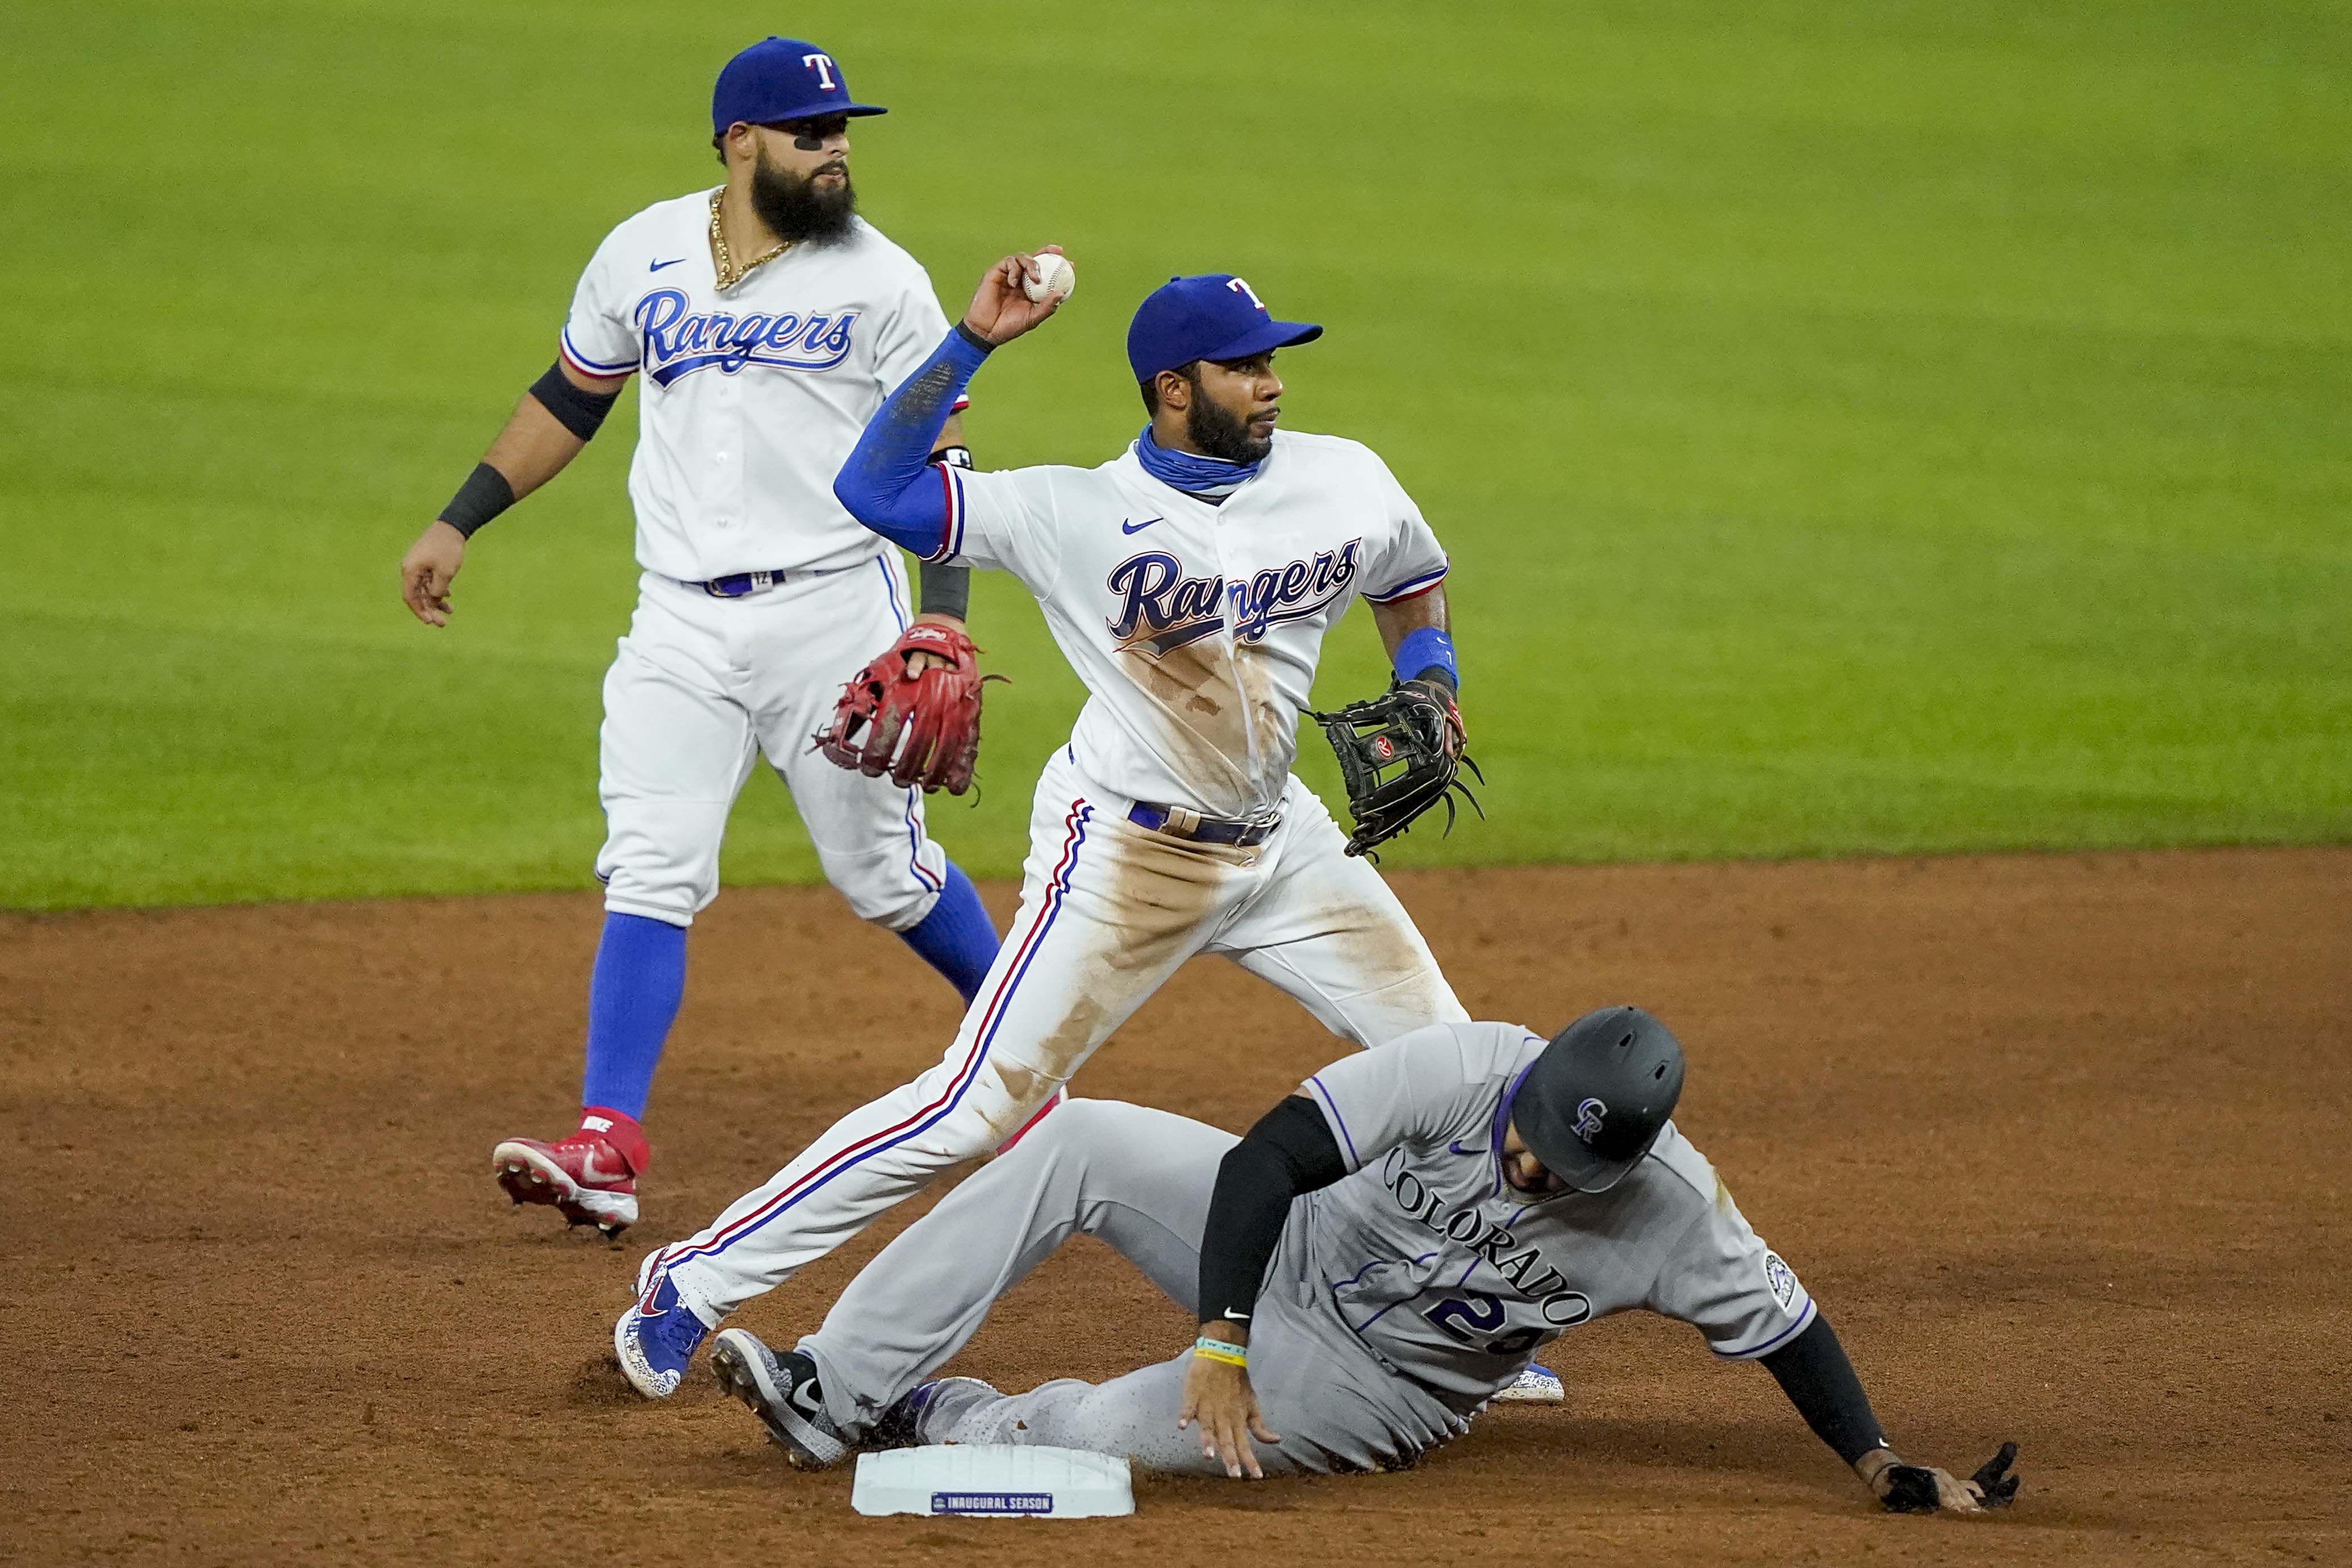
1126, 274, 1323, 383
711, 38, 885, 135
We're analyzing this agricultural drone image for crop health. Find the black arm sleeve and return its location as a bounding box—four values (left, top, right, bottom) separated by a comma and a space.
918, 444, 974, 620
437, 461, 516, 539
1196, 1096, 1350, 1327
528, 363, 622, 441
918, 560, 971, 620
1757, 1312, 1887, 1465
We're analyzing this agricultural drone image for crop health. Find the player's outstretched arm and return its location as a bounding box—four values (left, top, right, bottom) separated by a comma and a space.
399, 361, 627, 627
832, 247, 1067, 557
1758, 1313, 2021, 1513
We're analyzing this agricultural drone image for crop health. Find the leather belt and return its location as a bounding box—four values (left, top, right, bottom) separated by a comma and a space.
1127, 802, 1278, 846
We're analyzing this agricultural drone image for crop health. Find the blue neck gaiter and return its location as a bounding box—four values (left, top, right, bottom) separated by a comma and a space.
1134, 424, 1262, 501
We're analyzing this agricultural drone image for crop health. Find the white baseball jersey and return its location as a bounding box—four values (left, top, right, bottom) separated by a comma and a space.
1290, 1021, 1815, 1409
933, 434, 1449, 820
560, 191, 959, 581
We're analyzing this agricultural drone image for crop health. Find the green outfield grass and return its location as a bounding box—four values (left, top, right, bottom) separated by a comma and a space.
3, 0, 2346, 909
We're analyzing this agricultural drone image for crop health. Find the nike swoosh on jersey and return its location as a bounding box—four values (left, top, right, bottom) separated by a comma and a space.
1120, 516, 1164, 535
649, 257, 686, 272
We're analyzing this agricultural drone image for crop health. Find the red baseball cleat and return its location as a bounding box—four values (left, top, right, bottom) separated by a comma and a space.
492, 1126, 641, 1237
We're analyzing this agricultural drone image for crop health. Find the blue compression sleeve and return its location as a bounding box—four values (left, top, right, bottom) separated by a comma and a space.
833, 324, 994, 554
580, 912, 687, 1120
896, 861, 1001, 1003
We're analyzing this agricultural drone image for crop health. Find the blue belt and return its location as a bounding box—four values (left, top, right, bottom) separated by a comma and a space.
1127, 802, 1278, 846
697, 568, 793, 599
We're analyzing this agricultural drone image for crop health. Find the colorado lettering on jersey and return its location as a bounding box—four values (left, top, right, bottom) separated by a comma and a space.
633, 287, 861, 387
1379, 1149, 1594, 1327
1104, 540, 1362, 656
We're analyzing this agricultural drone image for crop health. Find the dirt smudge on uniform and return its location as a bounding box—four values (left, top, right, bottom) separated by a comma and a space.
1116, 638, 1290, 811
1007, 813, 1246, 1093
983, 1058, 1053, 1140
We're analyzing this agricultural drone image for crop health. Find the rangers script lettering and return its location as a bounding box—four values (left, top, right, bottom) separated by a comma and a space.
633, 289, 862, 385
1106, 539, 1362, 652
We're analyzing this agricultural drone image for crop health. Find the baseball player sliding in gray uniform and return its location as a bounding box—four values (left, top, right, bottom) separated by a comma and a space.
707, 1006, 2021, 1513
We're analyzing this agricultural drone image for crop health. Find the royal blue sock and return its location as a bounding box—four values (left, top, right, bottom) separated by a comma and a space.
580, 912, 688, 1121
898, 862, 1001, 1004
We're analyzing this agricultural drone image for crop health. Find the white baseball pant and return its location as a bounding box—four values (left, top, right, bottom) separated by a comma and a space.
658, 744, 1465, 1315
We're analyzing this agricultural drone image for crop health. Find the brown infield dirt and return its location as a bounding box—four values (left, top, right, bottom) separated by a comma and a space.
3, 848, 2347, 1566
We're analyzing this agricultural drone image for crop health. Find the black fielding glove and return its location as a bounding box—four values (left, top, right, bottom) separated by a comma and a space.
1877, 1464, 1943, 1513
1970, 1442, 2021, 1508
1876, 1441, 2021, 1513
1311, 681, 1482, 859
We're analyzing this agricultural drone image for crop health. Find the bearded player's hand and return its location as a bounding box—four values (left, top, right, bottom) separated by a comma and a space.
401, 520, 467, 627
962, 246, 1067, 345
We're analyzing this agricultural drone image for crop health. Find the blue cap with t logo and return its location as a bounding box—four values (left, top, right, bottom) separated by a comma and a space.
1125, 273, 1323, 384
711, 37, 886, 135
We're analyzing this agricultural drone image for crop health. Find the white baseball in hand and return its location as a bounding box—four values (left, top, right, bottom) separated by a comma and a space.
1023, 253, 1075, 304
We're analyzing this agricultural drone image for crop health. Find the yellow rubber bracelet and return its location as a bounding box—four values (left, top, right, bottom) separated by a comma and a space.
1192, 1336, 1248, 1367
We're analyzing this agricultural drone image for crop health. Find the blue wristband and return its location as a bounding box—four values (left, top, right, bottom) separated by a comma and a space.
1392, 626, 1458, 692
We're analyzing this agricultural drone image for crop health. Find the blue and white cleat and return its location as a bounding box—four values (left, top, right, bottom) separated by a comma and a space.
1495, 1363, 1566, 1405
614, 1248, 719, 1399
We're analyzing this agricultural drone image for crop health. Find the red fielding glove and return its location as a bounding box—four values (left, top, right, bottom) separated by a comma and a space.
814, 623, 1001, 794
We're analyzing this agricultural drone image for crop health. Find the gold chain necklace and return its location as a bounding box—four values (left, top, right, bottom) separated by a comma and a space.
708, 189, 791, 291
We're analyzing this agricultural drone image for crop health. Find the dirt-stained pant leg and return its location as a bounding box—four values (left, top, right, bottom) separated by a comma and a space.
1206, 775, 1469, 1047
661, 752, 1251, 1317
796, 1100, 1231, 1434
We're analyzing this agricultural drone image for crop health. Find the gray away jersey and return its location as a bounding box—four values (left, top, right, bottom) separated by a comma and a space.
1282, 1021, 1815, 1412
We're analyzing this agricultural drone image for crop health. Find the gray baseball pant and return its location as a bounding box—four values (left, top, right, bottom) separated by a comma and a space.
796, 1099, 1455, 1476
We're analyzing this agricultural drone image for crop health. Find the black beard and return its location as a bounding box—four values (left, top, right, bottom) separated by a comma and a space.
749, 153, 857, 245
1183, 387, 1271, 464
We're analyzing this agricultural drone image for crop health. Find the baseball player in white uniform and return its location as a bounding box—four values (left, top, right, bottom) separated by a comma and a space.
701, 1006, 2022, 1516
397, 39, 1010, 1238
612, 251, 1502, 1398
